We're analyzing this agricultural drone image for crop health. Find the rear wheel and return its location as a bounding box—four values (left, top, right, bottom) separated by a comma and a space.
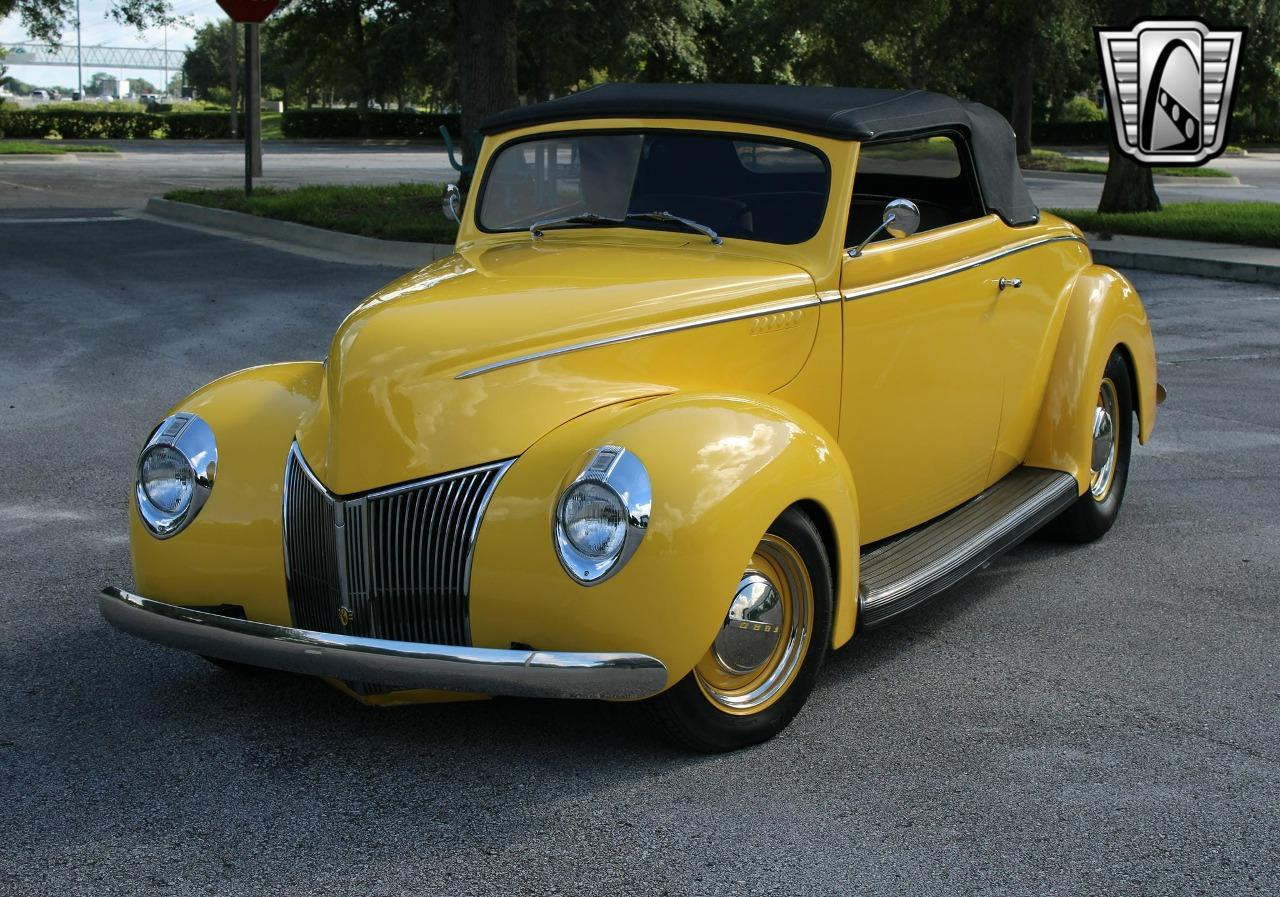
1051, 350, 1134, 543
648, 507, 832, 752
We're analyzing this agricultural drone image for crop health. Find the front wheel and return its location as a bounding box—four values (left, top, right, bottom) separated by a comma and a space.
1050, 349, 1134, 543
647, 507, 833, 752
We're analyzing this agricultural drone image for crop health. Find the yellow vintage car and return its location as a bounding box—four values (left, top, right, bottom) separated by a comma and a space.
101, 84, 1161, 751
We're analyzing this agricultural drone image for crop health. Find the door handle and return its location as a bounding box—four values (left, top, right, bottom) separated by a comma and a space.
998, 277, 1022, 291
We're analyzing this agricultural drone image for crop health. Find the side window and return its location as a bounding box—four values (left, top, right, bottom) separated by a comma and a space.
846, 134, 983, 247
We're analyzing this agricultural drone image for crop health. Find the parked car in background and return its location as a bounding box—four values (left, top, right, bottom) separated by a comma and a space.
100, 84, 1162, 751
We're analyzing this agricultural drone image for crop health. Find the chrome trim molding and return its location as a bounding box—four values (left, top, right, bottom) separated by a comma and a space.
99, 588, 669, 700
455, 294, 820, 380
554, 445, 651, 586
135, 412, 217, 540
842, 235, 1086, 302
456, 235, 1084, 380
858, 466, 1079, 627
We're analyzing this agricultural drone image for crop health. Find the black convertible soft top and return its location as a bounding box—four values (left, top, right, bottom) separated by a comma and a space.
479, 83, 1039, 227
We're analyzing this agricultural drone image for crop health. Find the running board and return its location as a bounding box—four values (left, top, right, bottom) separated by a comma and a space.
857, 467, 1079, 627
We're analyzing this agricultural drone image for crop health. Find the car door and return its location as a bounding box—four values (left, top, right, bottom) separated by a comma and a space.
837, 134, 1009, 543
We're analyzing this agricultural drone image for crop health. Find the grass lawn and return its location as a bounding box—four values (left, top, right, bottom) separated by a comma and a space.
165, 183, 458, 244
1021, 148, 1231, 178
1050, 202, 1280, 248
0, 141, 115, 154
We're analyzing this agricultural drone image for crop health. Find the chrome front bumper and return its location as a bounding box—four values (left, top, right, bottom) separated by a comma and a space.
99, 588, 669, 700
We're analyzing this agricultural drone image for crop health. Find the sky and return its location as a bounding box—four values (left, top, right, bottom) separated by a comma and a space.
1, 0, 223, 89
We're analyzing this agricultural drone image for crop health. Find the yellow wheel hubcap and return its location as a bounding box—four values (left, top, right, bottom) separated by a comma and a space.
1090, 377, 1120, 502
695, 534, 813, 715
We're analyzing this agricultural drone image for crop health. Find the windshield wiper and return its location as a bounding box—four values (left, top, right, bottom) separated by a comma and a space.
529, 212, 624, 239
625, 211, 722, 245
528, 209, 723, 246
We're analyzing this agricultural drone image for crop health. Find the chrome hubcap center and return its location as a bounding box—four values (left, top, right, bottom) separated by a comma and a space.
1090, 380, 1119, 500
1091, 405, 1114, 472
712, 572, 783, 675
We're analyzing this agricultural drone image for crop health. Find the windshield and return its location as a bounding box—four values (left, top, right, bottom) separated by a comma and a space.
478, 131, 829, 244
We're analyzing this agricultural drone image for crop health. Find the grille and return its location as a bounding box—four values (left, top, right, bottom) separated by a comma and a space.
282, 445, 510, 649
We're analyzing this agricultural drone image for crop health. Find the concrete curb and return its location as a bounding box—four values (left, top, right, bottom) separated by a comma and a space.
1087, 236, 1280, 286
0, 153, 80, 163
1021, 168, 1243, 186
144, 198, 452, 268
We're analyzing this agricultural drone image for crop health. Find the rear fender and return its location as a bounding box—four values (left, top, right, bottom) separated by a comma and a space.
1025, 265, 1157, 490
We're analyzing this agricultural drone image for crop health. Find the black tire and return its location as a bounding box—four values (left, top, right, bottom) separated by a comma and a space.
647, 506, 833, 752
201, 655, 268, 675
1050, 350, 1134, 543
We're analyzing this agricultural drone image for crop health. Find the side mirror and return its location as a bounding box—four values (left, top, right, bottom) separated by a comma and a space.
847, 197, 921, 257
882, 198, 920, 238
442, 183, 462, 223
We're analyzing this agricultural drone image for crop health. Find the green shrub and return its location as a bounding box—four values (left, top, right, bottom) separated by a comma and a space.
1061, 95, 1105, 123
0, 106, 239, 139
0, 107, 164, 138
163, 111, 234, 139
1034, 115, 1274, 145
281, 109, 460, 139
1033, 120, 1111, 144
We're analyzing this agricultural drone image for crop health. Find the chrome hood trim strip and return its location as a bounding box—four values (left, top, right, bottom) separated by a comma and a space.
455, 293, 822, 380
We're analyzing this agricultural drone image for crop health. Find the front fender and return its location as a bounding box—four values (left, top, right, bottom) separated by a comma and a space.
468, 392, 860, 692
1025, 264, 1157, 489
129, 362, 325, 626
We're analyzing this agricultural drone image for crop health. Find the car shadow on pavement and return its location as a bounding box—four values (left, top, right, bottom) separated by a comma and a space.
822, 534, 1083, 681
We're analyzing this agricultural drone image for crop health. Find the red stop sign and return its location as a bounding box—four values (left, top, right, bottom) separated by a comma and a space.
216, 0, 280, 23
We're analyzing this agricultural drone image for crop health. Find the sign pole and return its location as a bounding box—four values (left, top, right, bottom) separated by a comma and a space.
243, 23, 253, 194
250, 23, 262, 178
217, 1, 279, 195
244, 22, 259, 195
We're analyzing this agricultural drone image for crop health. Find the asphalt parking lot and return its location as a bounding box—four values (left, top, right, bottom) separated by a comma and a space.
1, 213, 1277, 896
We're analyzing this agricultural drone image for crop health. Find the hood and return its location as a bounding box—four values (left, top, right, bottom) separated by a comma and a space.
296, 238, 818, 495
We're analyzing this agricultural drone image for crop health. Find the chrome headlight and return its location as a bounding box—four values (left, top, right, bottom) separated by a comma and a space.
554, 445, 650, 585
135, 413, 217, 539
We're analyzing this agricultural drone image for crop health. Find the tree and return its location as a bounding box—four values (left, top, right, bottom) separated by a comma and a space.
983, 1, 1095, 155
0, 1, 176, 43
702, 0, 808, 84
517, 0, 604, 102
1190, 0, 1280, 139
1097, 0, 1159, 213
183, 21, 240, 104
268, 0, 385, 113
361, 1, 452, 109
455, 0, 516, 176
618, 0, 723, 82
